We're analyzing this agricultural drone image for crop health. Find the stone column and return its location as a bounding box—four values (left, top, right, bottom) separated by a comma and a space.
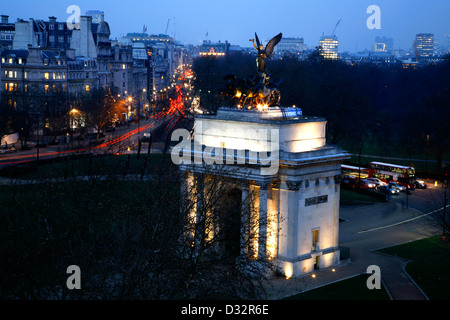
240, 180, 250, 257
258, 181, 270, 259
194, 173, 204, 246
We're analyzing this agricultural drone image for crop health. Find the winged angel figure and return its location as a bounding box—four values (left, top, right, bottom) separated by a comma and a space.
250, 32, 282, 78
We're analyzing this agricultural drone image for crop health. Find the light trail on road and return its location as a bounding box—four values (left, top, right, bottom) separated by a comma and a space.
0, 123, 153, 166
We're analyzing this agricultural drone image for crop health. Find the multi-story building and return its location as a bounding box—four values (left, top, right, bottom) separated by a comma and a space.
2, 11, 162, 114
319, 36, 338, 60
198, 40, 229, 57
1, 47, 68, 96
414, 33, 434, 60
13, 16, 73, 53
0, 15, 15, 50
273, 37, 305, 58
119, 32, 175, 97
66, 51, 99, 95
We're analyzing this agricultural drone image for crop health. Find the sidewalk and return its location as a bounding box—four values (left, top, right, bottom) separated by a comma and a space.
264, 202, 439, 300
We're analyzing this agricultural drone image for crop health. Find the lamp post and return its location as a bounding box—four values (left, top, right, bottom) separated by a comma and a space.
443, 174, 448, 240
69, 108, 78, 149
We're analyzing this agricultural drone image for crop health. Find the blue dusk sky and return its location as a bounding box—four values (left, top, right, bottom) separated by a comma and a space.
2, 0, 449, 52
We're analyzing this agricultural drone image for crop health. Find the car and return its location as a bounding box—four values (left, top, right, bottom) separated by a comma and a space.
366, 178, 387, 187
388, 181, 406, 192
414, 179, 428, 189
378, 185, 400, 195
357, 179, 377, 189
0, 146, 17, 153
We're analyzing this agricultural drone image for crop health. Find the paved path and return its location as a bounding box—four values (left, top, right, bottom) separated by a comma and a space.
265, 202, 440, 300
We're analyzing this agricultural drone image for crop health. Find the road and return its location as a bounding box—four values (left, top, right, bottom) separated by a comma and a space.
387, 181, 450, 230
0, 117, 166, 169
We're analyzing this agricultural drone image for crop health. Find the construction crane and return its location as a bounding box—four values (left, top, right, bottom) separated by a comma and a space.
331, 18, 341, 37
165, 19, 170, 35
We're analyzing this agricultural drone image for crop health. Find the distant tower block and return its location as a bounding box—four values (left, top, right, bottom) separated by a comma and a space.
178, 107, 350, 278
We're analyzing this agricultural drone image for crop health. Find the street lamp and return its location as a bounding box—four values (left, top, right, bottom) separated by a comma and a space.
69, 108, 79, 149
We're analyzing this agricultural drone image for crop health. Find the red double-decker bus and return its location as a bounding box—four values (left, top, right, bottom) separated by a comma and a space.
368, 162, 416, 188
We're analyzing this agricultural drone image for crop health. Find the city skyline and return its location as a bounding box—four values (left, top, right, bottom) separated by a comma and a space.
1, 0, 449, 52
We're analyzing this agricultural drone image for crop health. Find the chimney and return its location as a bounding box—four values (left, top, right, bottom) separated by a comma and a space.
115, 45, 120, 60
1, 15, 9, 23
49, 16, 57, 23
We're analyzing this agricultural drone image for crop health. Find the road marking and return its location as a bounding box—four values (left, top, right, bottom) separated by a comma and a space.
358, 204, 450, 234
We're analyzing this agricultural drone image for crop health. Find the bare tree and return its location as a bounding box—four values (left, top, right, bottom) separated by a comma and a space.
0, 154, 275, 300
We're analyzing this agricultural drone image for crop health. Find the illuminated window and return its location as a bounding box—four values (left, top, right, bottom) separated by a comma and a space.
44, 84, 49, 93
85, 85, 90, 92
24, 71, 27, 79
8, 71, 13, 78
122, 64, 126, 69
44, 72, 49, 79
8, 82, 17, 91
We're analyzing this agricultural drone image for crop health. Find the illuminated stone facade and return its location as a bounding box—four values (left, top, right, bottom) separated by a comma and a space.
179, 107, 350, 278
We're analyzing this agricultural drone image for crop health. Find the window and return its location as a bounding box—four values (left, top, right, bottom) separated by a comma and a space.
44, 84, 49, 93
58, 36, 64, 42
44, 72, 49, 79
18, 58, 22, 64
8, 58, 13, 64
8, 71, 13, 78
49, 24, 54, 30
85, 85, 90, 92
24, 71, 27, 79
58, 23, 64, 30
122, 64, 126, 69
7, 82, 17, 91
49, 36, 55, 43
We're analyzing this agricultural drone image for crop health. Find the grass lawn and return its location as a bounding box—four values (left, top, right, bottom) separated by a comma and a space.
284, 274, 390, 300
376, 236, 450, 300
1, 153, 171, 180
340, 188, 384, 206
